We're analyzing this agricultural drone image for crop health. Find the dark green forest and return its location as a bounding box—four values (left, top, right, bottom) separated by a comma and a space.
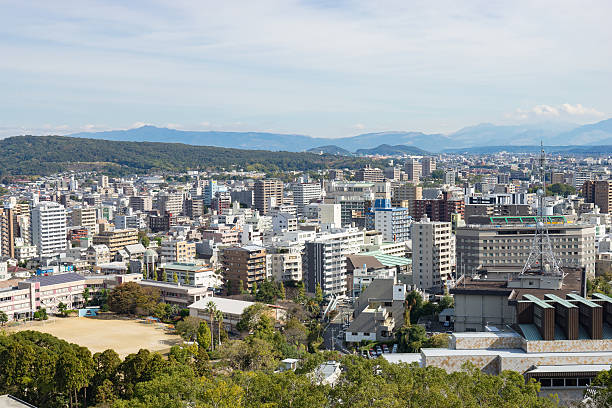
0, 330, 568, 408
0, 136, 379, 177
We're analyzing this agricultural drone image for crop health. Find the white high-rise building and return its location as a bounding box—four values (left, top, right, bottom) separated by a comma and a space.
31, 202, 67, 258
304, 228, 364, 297
411, 218, 454, 292
374, 207, 412, 243
290, 183, 321, 214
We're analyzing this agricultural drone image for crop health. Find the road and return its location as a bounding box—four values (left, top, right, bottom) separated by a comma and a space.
321, 302, 353, 354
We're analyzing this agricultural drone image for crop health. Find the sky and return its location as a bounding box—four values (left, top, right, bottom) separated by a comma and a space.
1, 0, 611, 139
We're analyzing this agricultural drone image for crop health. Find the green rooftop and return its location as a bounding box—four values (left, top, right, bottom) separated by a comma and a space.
544, 294, 577, 309
161, 263, 210, 272
566, 293, 601, 308
359, 251, 411, 266
593, 293, 612, 303
521, 294, 554, 309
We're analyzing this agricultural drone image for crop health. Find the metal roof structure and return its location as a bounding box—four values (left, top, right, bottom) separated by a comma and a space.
567, 293, 601, 308
544, 293, 577, 309
521, 294, 554, 309
26, 272, 84, 287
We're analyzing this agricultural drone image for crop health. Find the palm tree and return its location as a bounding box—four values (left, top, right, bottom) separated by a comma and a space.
205, 301, 217, 350
215, 309, 224, 347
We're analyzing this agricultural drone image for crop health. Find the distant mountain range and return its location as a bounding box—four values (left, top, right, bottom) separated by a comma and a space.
56, 116, 612, 154
355, 144, 429, 156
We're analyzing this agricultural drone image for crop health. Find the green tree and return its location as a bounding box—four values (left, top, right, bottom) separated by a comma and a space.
236, 303, 266, 332
197, 321, 212, 351
0, 310, 8, 326
254, 280, 282, 303
238, 279, 246, 294
314, 283, 323, 304
215, 309, 224, 347
184, 273, 191, 285
58, 302, 68, 317
107, 282, 160, 316
251, 281, 258, 295
176, 316, 202, 341
590, 367, 612, 407
141, 235, 150, 248
279, 282, 286, 300
172, 271, 178, 284
205, 301, 217, 350
82, 287, 90, 306
159, 269, 167, 282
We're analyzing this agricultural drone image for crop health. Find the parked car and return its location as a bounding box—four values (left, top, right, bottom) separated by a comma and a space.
392, 344, 398, 353
369, 349, 376, 359
382, 344, 389, 353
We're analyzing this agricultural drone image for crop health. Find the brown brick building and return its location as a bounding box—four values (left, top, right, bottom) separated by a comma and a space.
221, 245, 267, 294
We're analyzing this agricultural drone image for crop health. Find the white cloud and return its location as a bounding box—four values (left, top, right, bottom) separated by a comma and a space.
353, 123, 366, 130
508, 104, 605, 121
129, 121, 149, 129
560, 103, 604, 116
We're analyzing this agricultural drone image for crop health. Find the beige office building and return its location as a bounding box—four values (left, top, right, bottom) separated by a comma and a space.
72, 206, 97, 230
93, 228, 139, 255
456, 224, 596, 278
161, 239, 196, 263
392, 183, 423, 216
411, 219, 454, 292
254, 179, 283, 214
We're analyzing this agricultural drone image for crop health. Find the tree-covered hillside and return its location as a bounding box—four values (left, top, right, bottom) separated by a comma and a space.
0, 136, 378, 177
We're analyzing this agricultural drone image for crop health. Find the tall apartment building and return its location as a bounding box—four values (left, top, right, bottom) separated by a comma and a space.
156, 192, 184, 215
355, 166, 384, 182
129, 196, 153, 212
572, 171, 592, 189
583, 180, 612, 214
392, 183, 422, 215
404, 159, 422, 183
254, 179, 283, 214
161, 239, 196, 263
211, 191, 232, 215
203, 180, 228, 206
384, 166, 401, 181
268, 245, 302, 282
411, 219, 454, 292
93, 228, 139, 255
455, 224, 596, 277
184, 199, 205, 218
422, 157, 436, 177
99, 175, 109, 188
303, 228, 364, 297
291, 183, 322, 214
374, 206, 412, 243
222, 245, 267, 295
31, 202, 67, 258
71, 206, 96, 230
114, 214, 142, 230
0, 206, 15, 258
328, 169, 344, 180
304, 203, 342, 227
414, 191, 465, 222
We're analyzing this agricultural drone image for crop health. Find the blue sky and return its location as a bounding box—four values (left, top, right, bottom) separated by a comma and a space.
1, 0, 611, 138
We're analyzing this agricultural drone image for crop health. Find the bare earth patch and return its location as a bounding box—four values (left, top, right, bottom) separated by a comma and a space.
9, 317, 182, 358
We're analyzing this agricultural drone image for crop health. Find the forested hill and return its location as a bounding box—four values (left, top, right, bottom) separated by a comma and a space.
0, 136, 377, 177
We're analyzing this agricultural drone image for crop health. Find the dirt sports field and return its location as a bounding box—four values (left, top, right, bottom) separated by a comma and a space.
9, 317, 182, 358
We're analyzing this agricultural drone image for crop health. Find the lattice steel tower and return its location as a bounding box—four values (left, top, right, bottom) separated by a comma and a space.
521, 142, 563, 276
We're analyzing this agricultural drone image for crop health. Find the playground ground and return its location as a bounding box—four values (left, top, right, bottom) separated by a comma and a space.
8, 316, 182, 358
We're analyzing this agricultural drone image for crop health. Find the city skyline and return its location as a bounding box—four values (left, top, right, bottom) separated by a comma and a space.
1, 1, 611, 138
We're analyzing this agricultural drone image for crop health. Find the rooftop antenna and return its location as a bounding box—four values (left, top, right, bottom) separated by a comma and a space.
521, 141, 562, 276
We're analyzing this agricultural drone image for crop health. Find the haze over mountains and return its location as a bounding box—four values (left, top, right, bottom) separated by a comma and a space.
66, 117, 612, 154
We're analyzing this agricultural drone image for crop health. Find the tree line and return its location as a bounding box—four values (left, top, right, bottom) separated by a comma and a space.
0, 136, 381, 177
0, 329, 568, 408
